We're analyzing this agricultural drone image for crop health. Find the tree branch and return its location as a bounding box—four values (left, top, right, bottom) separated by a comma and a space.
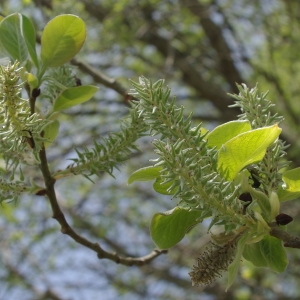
181, 0, 244, 91
137, 4, 245, 122
269, 222, 300, 248
38, 147, 167, 266
71, 58, 135, 104
78, 0, 240, 123
253, 65, 300, 126
137, 28, 238, 122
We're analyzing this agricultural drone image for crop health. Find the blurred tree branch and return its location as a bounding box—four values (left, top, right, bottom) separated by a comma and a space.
181, 0, 244, 90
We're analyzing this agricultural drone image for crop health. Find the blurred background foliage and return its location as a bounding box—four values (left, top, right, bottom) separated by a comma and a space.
0, 0, 300, 299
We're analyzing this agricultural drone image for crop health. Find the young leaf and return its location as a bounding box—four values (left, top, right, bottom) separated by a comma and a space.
0, 13, 28, 63
25, 73, 39, 89
128, 166, 162, 184
41, 14, 86, 69
43, 120, 60, 148
21, 14, 38, 67
218, 124, 282, 181
206, 120, 251, 149
128, 167, 177, 194
278, 167, 300, 201
243, 236, 288, 273
226, 234, 248, 290
249, 188, 271, 217
259, 235, 288, 273
243, 241, 269, 268
150, 207, 202, 249
53, 86, 98, 111
153, 177, 178, 195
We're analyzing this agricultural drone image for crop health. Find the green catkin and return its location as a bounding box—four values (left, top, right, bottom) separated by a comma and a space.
0, 61, 49, 164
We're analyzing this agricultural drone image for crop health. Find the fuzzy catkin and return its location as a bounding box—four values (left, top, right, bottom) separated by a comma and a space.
189, 242, 237, 286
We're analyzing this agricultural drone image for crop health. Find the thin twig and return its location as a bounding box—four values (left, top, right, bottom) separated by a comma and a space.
71, 58, 136, 103
38, 146, 167, 266
269, 222, 300, 248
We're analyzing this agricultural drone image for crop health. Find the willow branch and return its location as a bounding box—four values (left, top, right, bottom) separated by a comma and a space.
71, 58, 135, 103
269, 222, 300, 248
38, 147, 167, 266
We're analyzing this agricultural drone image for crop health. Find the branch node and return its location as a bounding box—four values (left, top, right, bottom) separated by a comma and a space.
61, 226, 69, 234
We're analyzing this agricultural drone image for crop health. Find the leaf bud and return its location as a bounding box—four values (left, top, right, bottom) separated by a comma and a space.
275, 213, 293, 226
32, 88, 41, 98
239, 192, 252, 203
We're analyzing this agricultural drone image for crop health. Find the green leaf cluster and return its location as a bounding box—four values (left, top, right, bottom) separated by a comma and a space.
0, 13, 86, 76
128, 79, 298, 287
0, 13, 98, 200
0, 13, 97, 114
0, 13, 151, 198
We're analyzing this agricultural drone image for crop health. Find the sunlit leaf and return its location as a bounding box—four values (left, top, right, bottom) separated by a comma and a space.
206, 120, 251, 149
41, 14, 86, 68
218, 125, 282, 181
25, 72, 39, 89
278, 167, 300, 202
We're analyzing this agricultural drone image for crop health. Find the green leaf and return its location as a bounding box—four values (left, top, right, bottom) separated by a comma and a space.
25, 72, 39, 89
153, 177, 178, 195
0, 14, 38, 67
218, 124, 282, 181
128, 166, 178, 194
278, 167, 300, 201
41, 14, 86, 68
128, 166, 162, 184
21, 14, 38, 67
43, 120, 60, 148
243, 241, 268, 268
53, 85, 98, 111
0, 13, 28, 63
244, 236, 288, 273
249, 188, 271, 216
206, 120, 251, 149
150, 207, 202, 249
260, 235, 288, 273
227, 234, 248, 291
